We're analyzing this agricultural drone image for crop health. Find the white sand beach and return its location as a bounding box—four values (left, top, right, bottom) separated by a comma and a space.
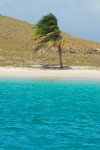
0, 66, 100, 80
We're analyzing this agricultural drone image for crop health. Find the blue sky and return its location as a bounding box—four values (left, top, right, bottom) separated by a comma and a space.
0, 0, 100, 43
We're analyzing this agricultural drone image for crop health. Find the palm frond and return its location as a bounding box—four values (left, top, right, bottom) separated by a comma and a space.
32, 29, 60, 43
48, 29, 60, 36
37, 13, 57, 26
62, 38, 66, 48
47, 37, 55, 47
32, 13, 59, 37
54, 36, 62, 48
34, 43, 46, 52
31, 36, 41, 40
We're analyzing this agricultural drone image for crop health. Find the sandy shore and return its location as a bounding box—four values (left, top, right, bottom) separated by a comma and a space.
0, 66, 100, 80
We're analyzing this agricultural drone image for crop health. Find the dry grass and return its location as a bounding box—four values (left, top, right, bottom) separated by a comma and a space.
0, 14, 100, 68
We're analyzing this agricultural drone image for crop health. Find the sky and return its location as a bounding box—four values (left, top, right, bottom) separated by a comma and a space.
0, 0, 100, 43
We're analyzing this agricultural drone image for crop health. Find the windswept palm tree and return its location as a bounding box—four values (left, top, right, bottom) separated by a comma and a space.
31, 13, 66, 68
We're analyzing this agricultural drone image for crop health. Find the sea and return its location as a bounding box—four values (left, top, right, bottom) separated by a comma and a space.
0, 78, 100, 150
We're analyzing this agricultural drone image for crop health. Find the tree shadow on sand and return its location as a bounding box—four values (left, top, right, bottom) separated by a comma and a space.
42, 64, 72, 70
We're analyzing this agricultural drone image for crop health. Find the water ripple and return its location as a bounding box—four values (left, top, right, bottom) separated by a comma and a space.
0, 79, 100, 149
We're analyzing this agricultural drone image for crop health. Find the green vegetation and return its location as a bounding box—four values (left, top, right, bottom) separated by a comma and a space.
0, 14, 100, 68
31, 13, 66, 68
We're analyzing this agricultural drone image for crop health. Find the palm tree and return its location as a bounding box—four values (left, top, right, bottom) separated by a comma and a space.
31, 13, 66, 68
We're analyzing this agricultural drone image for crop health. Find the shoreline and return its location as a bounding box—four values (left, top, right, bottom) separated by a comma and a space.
0, 66, 100, 81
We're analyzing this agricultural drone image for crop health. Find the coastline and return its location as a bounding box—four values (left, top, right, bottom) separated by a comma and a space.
0, 66, 100, 81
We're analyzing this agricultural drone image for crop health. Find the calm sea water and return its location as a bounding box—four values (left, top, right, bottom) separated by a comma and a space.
0, 78, 100, 150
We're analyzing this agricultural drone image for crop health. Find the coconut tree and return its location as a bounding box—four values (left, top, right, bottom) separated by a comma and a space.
31, 13, 66, 68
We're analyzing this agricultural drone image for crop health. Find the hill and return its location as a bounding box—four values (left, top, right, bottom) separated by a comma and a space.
0, 14, 100, 67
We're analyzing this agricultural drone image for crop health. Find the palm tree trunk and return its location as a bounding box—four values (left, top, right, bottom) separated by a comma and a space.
60, 56, 63, 68
59, 44, 63, 68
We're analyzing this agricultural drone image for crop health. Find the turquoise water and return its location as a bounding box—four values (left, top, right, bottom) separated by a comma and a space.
0, 78, 100, 150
